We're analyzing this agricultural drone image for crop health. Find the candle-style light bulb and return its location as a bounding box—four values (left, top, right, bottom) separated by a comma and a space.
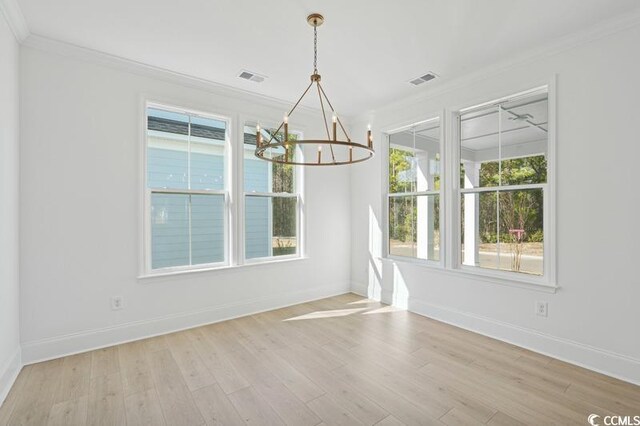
349, 146, 353, 162
367, 124, 372, 149
256, 124, 262, 147
332, 113, 337, 141
283, 114, 289, 142
317, 145, 322, 164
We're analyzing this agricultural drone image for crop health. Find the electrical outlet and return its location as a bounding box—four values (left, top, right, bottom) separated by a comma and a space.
111, 296, 123, 311
535, 301, 548, 317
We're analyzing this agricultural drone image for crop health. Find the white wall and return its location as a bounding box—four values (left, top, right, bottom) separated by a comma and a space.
0, 11, 21, 403
18, 40, 351, 362
350, 24, 640, 384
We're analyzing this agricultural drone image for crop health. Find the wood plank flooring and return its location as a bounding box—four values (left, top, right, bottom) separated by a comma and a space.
1, 293, 639, 425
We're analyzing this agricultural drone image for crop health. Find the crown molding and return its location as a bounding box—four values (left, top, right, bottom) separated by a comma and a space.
354, 7, 640, 122
0, 0, 29, 42
11, 5, 640, 122
21, 33, 336, 119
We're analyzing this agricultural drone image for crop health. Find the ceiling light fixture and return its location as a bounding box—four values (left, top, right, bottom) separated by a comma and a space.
255, 13, 374, 166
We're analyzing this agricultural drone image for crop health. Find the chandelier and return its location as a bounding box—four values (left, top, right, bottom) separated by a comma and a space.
255, 13, 374, 166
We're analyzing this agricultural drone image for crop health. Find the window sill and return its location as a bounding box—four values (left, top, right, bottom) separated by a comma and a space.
382, 256, 558, 293
138, 256, 308, 281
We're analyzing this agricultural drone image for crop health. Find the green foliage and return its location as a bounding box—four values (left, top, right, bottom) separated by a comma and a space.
388, 148, 414, 194
528, 229, 544, 243
480, 155, 547, 187
388, 147, 441, 243
271, 131, 297, 238
476, 155, 546, 244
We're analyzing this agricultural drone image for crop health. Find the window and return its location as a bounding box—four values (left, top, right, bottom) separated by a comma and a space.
459, 88, 548, 277
243, 123, 301, 261
146, 105, 229, 271
387, 118, 441, 262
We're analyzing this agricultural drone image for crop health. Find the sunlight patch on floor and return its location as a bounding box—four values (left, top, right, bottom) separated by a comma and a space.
283, 307, 370, 321
347, 299, 380, 305
361, 305, 404, 315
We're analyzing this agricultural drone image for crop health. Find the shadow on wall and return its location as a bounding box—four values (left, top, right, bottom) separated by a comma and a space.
367, 205, 382, 300
364, 205, 412, 309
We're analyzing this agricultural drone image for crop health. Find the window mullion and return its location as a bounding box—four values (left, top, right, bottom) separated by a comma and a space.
188, 194, 193, 266
460, 183, 546, 194
188, 115, 192, 190
496, 105, 502, 270
388, 191, 439, 197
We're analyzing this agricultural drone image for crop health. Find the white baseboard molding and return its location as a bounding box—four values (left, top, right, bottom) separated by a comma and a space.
408, 298, 640, 386
350, 281, 376, 299
22, 282, 350, 365
0, 348, 21, 406
350, 281, 640, 385
350, 282, 365, 296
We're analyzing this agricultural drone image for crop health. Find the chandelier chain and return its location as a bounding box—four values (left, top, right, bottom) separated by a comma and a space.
313, 25, 318, 74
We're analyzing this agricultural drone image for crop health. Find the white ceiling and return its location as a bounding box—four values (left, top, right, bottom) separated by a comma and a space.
16, 0, 640, 116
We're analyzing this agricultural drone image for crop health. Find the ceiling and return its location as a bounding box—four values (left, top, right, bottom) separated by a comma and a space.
16, 0, 640, 116
461, 93, 548, 151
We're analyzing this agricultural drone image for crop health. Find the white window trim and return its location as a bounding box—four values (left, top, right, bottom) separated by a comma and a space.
382, 78, 558, 292
238, 120, 305, 265
383, 115, 445, 269
451, 84, 556, 289
139, 104, 308, 279
141, 101, 232, 276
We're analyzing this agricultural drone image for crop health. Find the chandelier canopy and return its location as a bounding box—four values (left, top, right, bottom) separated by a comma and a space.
255, 13, 374, 166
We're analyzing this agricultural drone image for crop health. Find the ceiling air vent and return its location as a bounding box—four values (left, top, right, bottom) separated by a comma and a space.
238, 70, 266, 83
409, 72, 437, 86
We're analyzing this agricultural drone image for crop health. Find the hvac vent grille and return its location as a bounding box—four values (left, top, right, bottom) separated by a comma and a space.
409, 72, 437, 86
238, 70, 266, 83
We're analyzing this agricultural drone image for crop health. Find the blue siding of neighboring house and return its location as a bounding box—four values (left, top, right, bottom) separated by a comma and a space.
148, 147, 272, 268
151, 193, 190, 269
244, 157, 271, 259
148, 147, 226, 269
147, 148, 224, 191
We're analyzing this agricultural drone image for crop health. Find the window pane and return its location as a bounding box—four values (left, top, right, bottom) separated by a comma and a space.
460, 107, 499, 188
498, 189, 543, 275
243, 124, 295, 193
147, 108, 189, 189
150, 193, 224, 269
245, 196, 270, 258
389, 196, 415, 257
190, 194, 225, 265
389, 120, 440, 193
190, 116, 226, 190
389, 195, 439, 261
245, 196, 297, 259
461, 189, 544, 276
461, 192, 498, 270
499, 94, 548, 186
461, 93, 548, 189
151, 193, 189, 269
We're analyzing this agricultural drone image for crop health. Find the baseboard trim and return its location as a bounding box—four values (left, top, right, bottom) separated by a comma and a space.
350, 281, 375, 299
408, 298, 640, 386
21, 283, 350, 364
0, 348, 21, 406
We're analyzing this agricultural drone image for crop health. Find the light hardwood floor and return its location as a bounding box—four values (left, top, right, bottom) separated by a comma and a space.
1, 293, 638, 425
